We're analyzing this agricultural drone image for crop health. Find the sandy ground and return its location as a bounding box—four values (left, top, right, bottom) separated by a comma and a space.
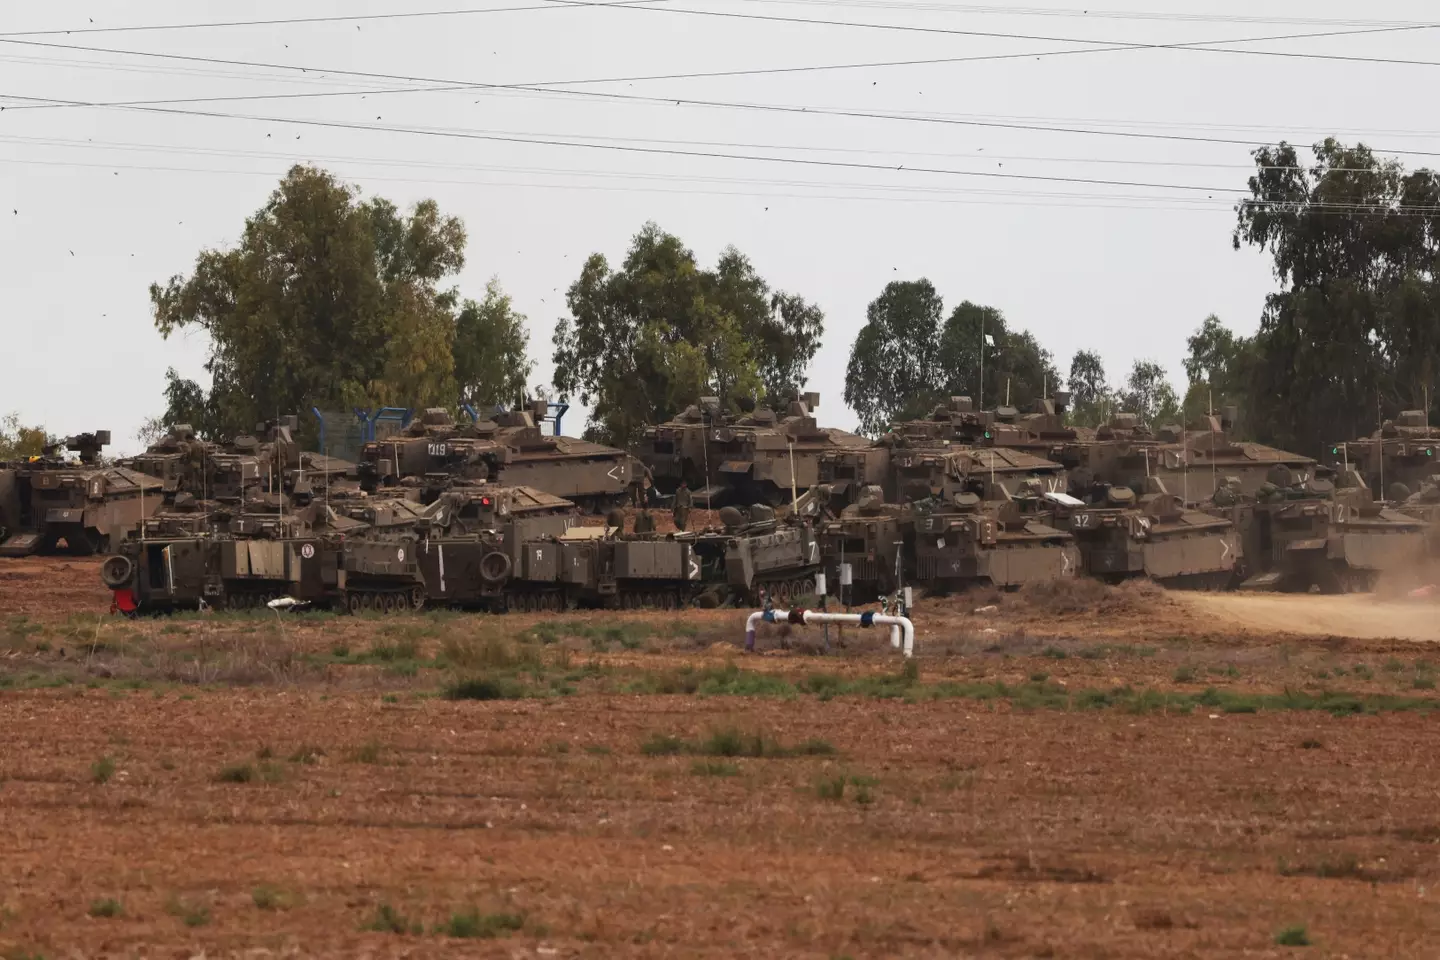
1180, 592, 1440, 643
5, 558, 1440, 957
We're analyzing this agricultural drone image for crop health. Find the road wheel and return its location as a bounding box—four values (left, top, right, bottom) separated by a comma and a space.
410, 586, 426, 611
347, 592, 363, 615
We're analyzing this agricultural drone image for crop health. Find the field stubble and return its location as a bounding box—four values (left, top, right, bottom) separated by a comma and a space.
2, 559, 1440, 956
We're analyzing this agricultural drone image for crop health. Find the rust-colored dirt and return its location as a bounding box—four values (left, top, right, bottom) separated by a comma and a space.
4, 558, 1440, 957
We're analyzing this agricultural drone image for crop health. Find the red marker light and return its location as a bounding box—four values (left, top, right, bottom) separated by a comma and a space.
481, 497, 491, 506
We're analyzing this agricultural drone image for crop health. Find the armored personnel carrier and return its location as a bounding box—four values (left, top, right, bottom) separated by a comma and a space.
1058, 478, 1237, 589
0, 432, 162, 556
102, 481, 578, 615
123, 419, 354, 513
1206, 466, 1424, 592
636, 394, 873, 507
1330, 410, 1440, 501
358, 402, 636, 511
910, 487, 1079, 589
1396, 474, 1440, 557
888, 444, 1069, 504
685, 504, 821, 607
817, 485, 913, 603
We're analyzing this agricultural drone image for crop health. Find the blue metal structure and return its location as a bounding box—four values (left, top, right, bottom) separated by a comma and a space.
355, 407, 414, 442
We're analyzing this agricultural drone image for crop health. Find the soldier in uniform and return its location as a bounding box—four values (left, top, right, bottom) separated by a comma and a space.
673, 480, 693, 531
634, 509, 656, 535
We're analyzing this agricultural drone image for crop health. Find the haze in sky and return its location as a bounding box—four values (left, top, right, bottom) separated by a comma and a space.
2, 1, 1436, 453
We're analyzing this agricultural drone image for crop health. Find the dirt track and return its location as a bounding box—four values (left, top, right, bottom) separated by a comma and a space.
5, 558, 1440, 956
1182, 593, 1440, 643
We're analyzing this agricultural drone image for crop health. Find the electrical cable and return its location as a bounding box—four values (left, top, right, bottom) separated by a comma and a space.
9, 36, 1440, 163
0, 0, 673, 37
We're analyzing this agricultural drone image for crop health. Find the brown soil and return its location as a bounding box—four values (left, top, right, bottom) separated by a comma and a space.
4, 558, 1440, 957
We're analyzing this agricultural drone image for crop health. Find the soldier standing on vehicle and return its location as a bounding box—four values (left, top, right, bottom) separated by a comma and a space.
634, 509, 656, 535
673, 480, 693, 531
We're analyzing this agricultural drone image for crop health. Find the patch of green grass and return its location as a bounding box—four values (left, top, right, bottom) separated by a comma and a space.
436, 908, 525, 939
88, 898, 122, 918
90, 756, 116, 785
583, 744, 612, 756
215, 763, 255, 784
1041, 646, 1069, 660
640, 733, 688, 756
1275, 924, 1310, 947
1173, 666, 1197, 684
288, 745, 324, 765
443, 676, 526, 701
1413, 673, 1436, 691
166, 896, 210, 928
1352, 664, 1373, 680
1029, 671, 1049, 683
346, 741, 384, 765
691, 760, 740, 777
252, 884, 300, 911
816, 773, 878, 803
1300, 738, 1323, 750
1384, 658, 1405, 673
364, 902, 422, 935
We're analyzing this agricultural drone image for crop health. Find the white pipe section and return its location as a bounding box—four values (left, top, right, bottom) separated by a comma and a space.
746, 608, 915, 657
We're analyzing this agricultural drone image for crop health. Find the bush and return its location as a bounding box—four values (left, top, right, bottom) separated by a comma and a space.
364, 902, 420, 935
215, 763, 255, 784
89, 898, 122, 918
1275, 924, 1310, 947
444, 676, 523, 701
90, 756, 116, 784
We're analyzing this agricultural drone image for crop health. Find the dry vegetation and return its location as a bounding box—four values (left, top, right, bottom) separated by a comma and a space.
3, 558, 1440, 956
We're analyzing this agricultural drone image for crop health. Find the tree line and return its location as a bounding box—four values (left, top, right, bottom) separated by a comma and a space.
67, 140, 1440, 459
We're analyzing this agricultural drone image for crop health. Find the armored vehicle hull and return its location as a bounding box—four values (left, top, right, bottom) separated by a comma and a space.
1210, 500, 1424, 593
638, 394, 872, 507
1064, 506, 1237, 589
1, 462, 161, 557
911, 509, 1079, 588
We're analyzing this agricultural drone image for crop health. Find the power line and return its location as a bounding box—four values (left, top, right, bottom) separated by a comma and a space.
737, 1, 1433, 29
0, 129, 1409, 176
0, 0, 671, 37
2, 16, 1439, 121
8, 91, 1440, 209
9, 35, 1440, 164
545, 0, 1440, 69
2, 0, 1429, 36
3, 153, 1433, 216
0, 92, 1246, 194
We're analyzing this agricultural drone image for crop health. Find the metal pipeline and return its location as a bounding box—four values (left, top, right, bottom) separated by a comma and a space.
745, 608, 915, 657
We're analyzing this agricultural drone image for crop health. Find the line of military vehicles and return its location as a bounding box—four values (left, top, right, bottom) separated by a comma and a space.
3, 391, 1438, 616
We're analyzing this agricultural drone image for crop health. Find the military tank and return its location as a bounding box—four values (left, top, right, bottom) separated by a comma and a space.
102, 479, 581, 615
1058, 478, 1237, 589
0, 432, 162, 556
1329, 410, 1440, 501
1206, 466, 1424, 593
358, 402, 636, 511
636, 393, 874, 507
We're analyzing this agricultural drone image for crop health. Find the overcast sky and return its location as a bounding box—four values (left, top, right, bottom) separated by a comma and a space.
2, 1, 1437, 453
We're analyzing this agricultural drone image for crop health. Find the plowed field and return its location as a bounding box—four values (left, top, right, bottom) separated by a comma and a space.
3, 558, 1440, 957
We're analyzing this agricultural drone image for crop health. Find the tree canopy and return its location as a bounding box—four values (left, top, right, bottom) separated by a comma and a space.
0, 413, 51, 460
1234, 139, 1440, 453
149, 165, 530, 440
845, 281, 1057, 434
553, 222, 825, 447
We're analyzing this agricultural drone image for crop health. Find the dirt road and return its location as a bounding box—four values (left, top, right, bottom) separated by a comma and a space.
1181, 592, 1440, 643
